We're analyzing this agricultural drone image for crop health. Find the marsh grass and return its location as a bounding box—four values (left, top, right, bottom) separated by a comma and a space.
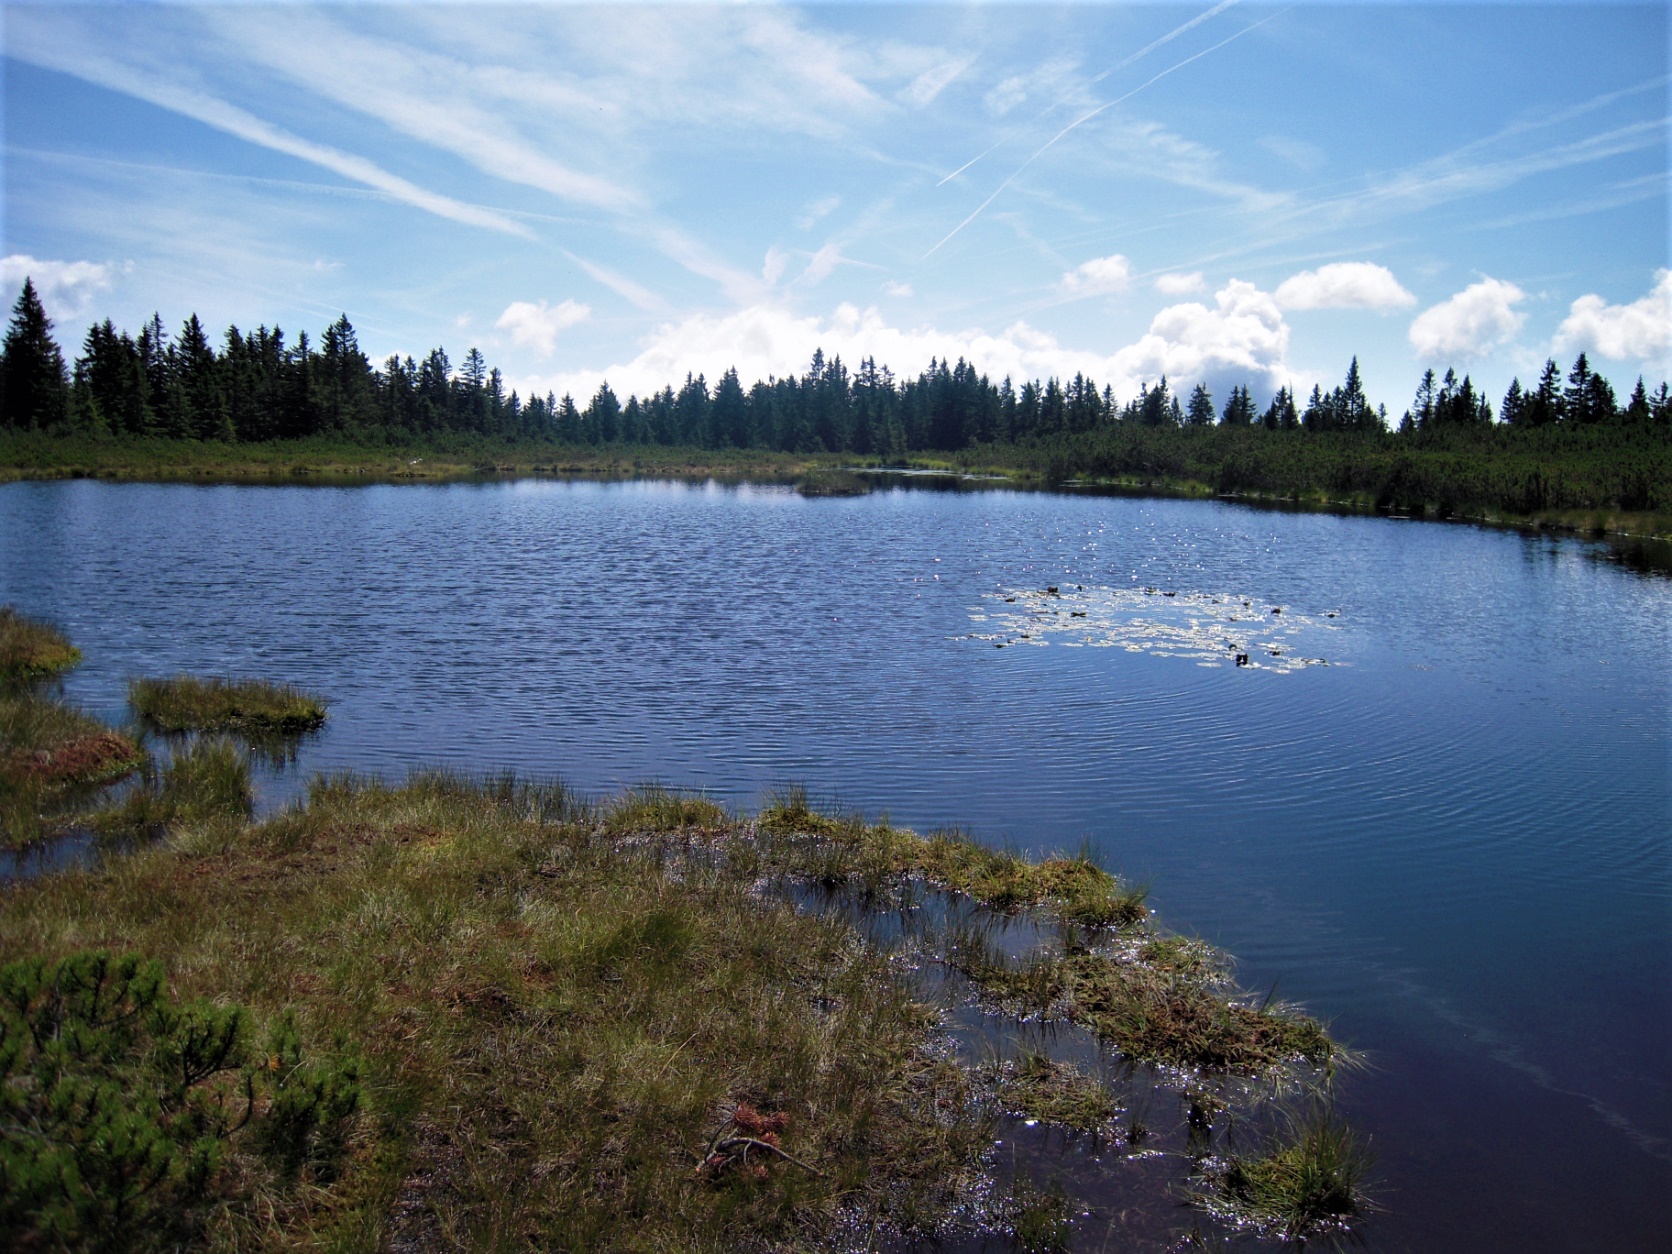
1195, 1110, 1373, 1243
796, 468, 873, 497
985, 1051, 1117, 1132
91, 738, 253, 840
130, 675, 327, 735
0, 773, 992, 1249
602, 784, 728, 836
1, 692, 144, 847
0, 606, 82, 682
760, 793, 1147, 928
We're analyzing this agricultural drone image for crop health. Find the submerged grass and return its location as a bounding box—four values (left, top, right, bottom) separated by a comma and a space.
0, 606, 82, 682
985, 1052, 1117, 1132
130, 675, 327, 734
1, 692, 145, 848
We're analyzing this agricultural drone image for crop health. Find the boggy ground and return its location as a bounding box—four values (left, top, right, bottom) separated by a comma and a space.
1, 767, 1366, 1251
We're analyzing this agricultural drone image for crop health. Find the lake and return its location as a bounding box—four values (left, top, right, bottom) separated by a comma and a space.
2, 476, 1667, 1251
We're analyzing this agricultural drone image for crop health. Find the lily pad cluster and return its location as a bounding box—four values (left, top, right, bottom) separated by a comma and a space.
967, 584, 1340, 671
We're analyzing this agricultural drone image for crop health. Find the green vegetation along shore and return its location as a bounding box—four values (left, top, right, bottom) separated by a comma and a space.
1, 278, 1667, 541
1, 621, 1368, 1250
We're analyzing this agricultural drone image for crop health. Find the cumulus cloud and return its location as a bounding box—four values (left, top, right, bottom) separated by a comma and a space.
0, 254, 115, 320
1408, 277, 1526, 360
883, 280, 914, 298
1059, 254, 1131, 298
1112, 280, 1292, 395
1553, 269, 1672, 364
515, 278, 1296, 407
1155, 271, 1205, 296
494, 299, 591, 356
1274, 262, 1415, 312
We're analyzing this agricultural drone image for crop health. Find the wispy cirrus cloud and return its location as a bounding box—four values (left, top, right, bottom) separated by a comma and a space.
4, 11, 533, 239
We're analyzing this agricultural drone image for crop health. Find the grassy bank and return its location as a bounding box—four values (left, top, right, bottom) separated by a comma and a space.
0, 431, 852, 486
0, 766, 1363, 1248
0, 607, 83, 681
5, 427, 1668, 551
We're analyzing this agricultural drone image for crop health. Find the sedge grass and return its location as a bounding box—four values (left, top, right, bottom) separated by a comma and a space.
1, 692, 144, 848
0, 606, 82, 682
130, 675, 327, 735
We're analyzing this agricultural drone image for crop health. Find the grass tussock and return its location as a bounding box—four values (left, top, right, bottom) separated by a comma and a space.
601, 784, 728, 836
796, 468, 873, 497
1, 692, 144, 848
129, 675, 327, 735
1196, 1111, 1372, 1241
0, 772, 992, 1249
986, 1052, 1117, 1132
0, 607, 82, 682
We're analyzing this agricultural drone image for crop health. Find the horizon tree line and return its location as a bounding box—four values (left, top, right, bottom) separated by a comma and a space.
3, 278, 1668, 451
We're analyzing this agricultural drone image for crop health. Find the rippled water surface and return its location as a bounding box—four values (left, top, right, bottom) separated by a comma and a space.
3, 477, 1668, 1251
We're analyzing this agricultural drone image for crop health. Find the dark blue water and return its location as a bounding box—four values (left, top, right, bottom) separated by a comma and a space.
2, 477, 1667, 1251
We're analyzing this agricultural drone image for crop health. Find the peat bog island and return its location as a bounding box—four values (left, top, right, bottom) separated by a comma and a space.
3, 3, 1670, 1252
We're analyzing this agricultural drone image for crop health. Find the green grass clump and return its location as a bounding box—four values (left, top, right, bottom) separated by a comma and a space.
92, 738, 252, 839
1199, 1113, 1372, 1241
601, 785, 727, 836
1, 693, 144, 848
0, 607, 82, 682
0, 772, 992, 1248
988, 1052, 1117, 1132
129, 675, 327, 734
796, 468, 873, 497
0, 950, 359, 1250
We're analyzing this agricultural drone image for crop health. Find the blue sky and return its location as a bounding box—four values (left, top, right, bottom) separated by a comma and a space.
3, 2, 1668, 415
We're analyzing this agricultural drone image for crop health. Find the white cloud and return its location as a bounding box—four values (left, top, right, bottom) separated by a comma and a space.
1059, 254, 1131, 298
1553, 269, 1672, 364
801, 243, 846, 286
1275, 262, 1415, 311
795, 195, 840, 231
883, 280, 914, 298
0, 254, 114, 320
516, 279, 1296, 407
1155, 271, 1205, 296
1408, 277, 1526, 360
1112, 280, 1292, 395
494, 299, 591, 356
901, 55, 973, 107
984, 75, 1028, 116
5, 12, 533, 238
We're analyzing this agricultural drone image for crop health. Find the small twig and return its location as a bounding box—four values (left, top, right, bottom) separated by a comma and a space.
712, 1135, 825, 1177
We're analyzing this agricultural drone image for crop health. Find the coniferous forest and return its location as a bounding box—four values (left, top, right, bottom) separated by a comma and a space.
2, 278, 1669, 521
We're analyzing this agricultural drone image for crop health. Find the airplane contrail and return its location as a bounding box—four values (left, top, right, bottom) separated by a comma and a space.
1092, 0, 1243, 83
935, 0, 1242, 189
926, 8, 1290, 258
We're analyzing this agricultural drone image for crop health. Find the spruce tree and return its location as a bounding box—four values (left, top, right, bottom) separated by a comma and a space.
0, 278, 70, 430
